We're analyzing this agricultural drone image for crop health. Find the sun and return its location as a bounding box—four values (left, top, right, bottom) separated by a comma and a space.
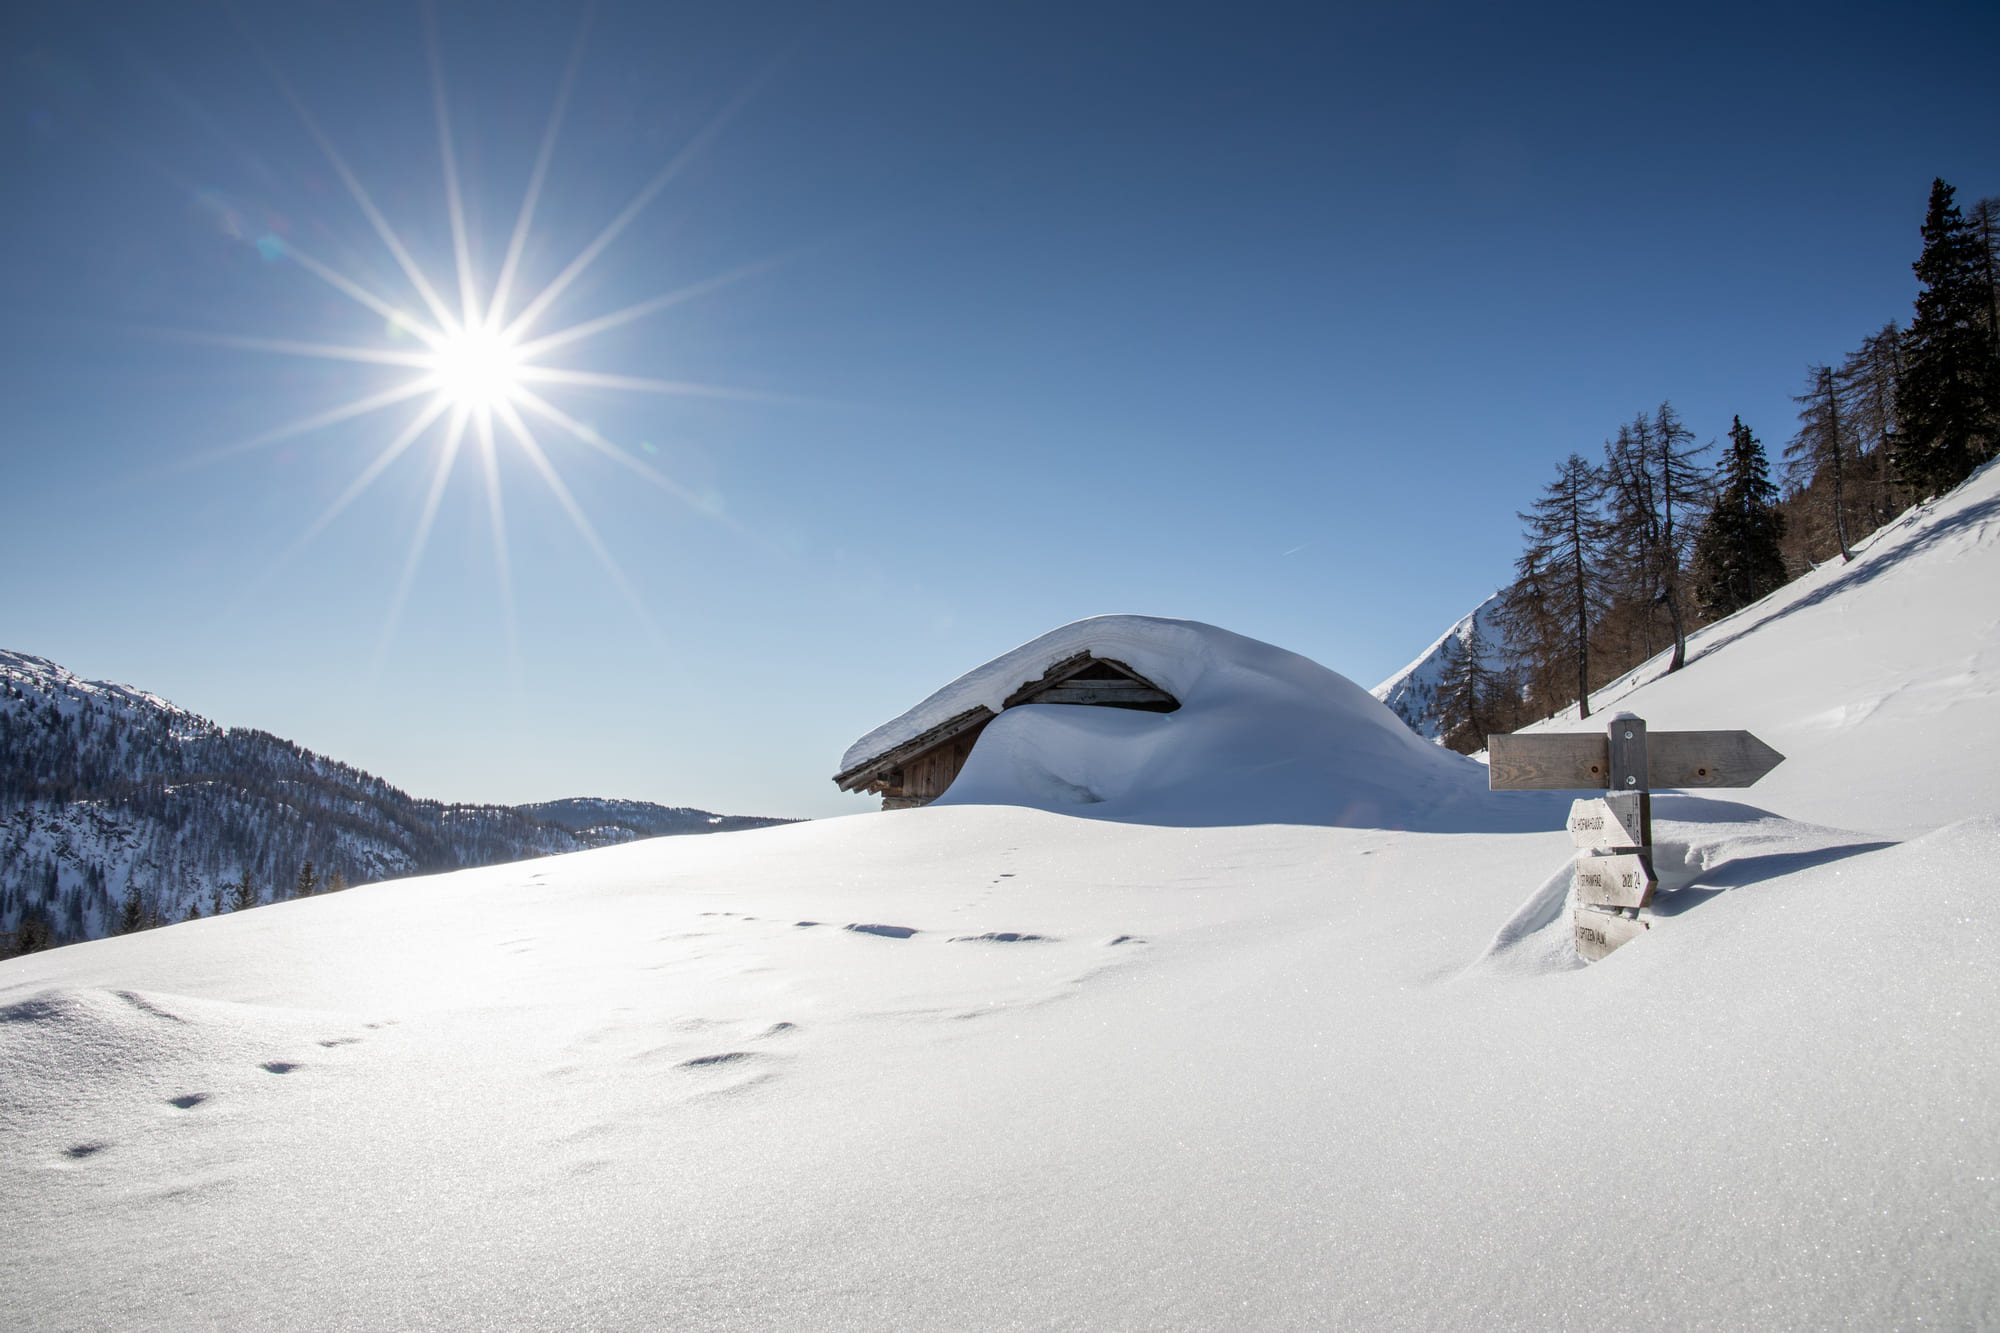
175, 10, 786, 669
426, 325, 523, 414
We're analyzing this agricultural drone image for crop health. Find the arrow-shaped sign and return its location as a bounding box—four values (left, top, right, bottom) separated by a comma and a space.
1489, 729, 1784, 791
1567, 793, 1645, 850
1574, 853, 1656, 909
1574, 908, 1649, 962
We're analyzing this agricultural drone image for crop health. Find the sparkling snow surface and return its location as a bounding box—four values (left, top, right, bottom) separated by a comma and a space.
5, 466, 1999, 1330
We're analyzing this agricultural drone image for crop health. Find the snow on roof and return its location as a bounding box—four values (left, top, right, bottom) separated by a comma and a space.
842, 614, 1546, 829
840, 616, 1208, 775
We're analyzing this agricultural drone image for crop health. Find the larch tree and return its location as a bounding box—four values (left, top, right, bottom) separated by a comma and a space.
1512, 453, 1610, 719
1494, 550, 1568, 721
1839, 322, 1906, 526
1786, 363, 1858, 562
1434, 620, 1506, 754
1692, 416, 1788, 618
1603, 404, 1709, 671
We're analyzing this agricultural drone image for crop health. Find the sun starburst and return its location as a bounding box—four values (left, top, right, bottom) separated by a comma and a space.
173, 5, 788, 670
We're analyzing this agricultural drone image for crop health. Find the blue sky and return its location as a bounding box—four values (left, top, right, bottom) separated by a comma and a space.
3, 0, 1996, 818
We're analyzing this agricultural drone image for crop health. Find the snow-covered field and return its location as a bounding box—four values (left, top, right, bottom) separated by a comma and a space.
4, 465, 1997, 1330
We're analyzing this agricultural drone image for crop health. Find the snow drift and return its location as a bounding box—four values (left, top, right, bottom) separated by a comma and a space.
851, 614, 1554, 830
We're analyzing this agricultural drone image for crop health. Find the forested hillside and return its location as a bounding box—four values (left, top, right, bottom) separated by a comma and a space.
0, 652, 794, 953
1408, 178, 2000, 752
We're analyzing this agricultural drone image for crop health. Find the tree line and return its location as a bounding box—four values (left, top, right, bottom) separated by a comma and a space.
1432, 178, 1998, 753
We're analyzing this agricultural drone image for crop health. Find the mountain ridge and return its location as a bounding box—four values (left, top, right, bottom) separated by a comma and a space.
0, 650, 796, 949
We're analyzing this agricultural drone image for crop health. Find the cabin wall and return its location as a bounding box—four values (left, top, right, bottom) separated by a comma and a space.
842, 655, 1181, 809
897, 725, 987, 804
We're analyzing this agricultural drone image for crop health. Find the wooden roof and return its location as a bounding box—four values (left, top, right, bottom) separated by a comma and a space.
833, 653, 1177, 795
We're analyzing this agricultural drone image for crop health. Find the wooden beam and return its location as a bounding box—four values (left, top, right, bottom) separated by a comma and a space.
1002, 652, 1098, 707
1029, 684, 1176, 706
1487, 733, 1610, 790
1648, 730, 1787, 788
832, 705, 994, 792
1003, 654, 1175, 709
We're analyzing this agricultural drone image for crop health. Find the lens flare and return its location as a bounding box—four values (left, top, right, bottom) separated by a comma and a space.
182, 7, 789, 671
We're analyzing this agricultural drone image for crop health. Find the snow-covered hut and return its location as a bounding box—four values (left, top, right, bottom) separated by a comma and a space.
834, 624, 1180, 809
832, 614, 1519, 829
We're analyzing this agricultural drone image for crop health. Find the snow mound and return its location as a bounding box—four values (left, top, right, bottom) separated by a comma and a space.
851, 615, 1557, 830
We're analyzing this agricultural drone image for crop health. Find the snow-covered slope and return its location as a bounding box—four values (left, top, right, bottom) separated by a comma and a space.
1369, 591, 1511, 739
4, 465, 1998, 1330
1528, 457, 2000, 837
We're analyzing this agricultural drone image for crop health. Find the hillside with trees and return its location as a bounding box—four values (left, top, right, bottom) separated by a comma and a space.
1411, 178, 1999, 754
0, 651, 796, 954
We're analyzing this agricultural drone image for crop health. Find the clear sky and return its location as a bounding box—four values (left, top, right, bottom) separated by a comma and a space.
4, 0, 1996, 819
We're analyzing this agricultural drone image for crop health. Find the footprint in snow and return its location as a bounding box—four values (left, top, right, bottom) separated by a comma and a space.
845, 923, 918, 939
166, 1093, 208, 1110
949, 932, 1052, 943
260, 1061, 300, 1075
678, 1051, 756, 1068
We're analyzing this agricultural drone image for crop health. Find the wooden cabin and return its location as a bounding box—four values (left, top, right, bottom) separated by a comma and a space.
834, 653, 1180, 809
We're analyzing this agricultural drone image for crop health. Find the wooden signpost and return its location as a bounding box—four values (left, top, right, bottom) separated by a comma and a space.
1489, 714, 1784, 962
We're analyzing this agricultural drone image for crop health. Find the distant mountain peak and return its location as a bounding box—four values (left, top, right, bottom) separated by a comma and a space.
1371, 594, 1511, 742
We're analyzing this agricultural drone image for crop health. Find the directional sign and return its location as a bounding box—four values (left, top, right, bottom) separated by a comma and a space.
1574, 853, 1657, 909
1489, 729, 1784, 791
1574, 908, 1649, 963
1567, 794, 1645, 850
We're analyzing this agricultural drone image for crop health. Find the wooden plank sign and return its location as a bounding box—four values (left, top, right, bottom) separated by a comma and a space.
1489, 730, 1784, 791
1567, 793, 1644, 850
1574, 853, 1657, 909
1489, 714, 1782, 962
1574, 909, 1649, 963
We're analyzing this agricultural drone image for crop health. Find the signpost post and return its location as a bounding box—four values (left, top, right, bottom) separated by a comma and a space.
1489, 714, 1783, 961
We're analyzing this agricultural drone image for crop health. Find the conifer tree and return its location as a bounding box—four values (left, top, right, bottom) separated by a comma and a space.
1969, 196, 2000, 369
293, 861, 319, 900
115, 881, 146, 935
228, 873, 260, 913
1899, 179, 1998, 494
1509, 454, 1610, 719
1435, 621, 1502, 754
1693, 416, 1788, 618
18, 911, 54, 954
325, 870, 349, 893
